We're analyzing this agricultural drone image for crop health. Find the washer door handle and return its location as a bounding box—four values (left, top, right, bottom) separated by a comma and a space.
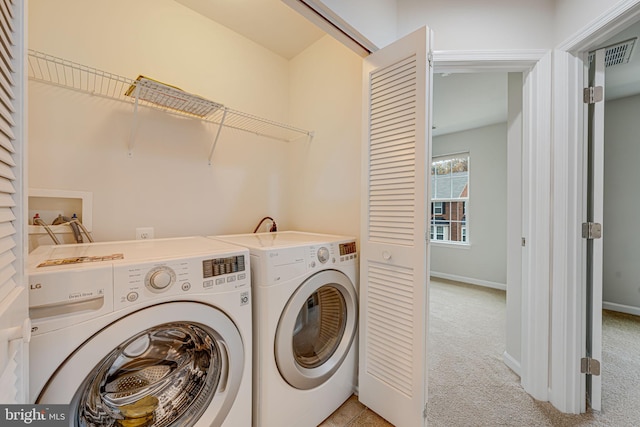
217, 339, 230, 392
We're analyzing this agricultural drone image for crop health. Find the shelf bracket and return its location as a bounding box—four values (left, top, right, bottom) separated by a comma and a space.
128, 85, 141, 157
208, 108, 228, 165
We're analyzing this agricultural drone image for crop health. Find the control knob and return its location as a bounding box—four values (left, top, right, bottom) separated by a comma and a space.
146, 266, 176, 291
317, 247, 330, 264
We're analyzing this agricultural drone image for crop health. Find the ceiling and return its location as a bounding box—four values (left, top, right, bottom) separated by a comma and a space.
174, 0, 325, 59
432, 73, 508, 136
174, 0, 640, 135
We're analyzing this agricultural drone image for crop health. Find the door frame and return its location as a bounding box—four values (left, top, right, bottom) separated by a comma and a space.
434, 49, 551, 402
552, 0, 640, 414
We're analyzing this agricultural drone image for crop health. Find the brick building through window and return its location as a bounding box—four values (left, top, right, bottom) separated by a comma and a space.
431, 154, 469, 243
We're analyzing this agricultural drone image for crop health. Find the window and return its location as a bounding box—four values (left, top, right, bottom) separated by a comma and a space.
433, 202, 443, 215
431, 154, 469, 244
430, 225, 450, 241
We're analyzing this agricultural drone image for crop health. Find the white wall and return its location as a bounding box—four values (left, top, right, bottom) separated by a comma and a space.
286, 35, 363, 238
396, 0, 555, 50
28, 0, 294, 245
317, 0, 398, 49
603, 94, 640, 313
430, 123, 508, 287
554, 0, 637, 46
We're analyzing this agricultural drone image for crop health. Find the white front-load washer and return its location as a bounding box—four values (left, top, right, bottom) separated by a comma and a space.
28, 236, 252, 427
210, 231, 358, 427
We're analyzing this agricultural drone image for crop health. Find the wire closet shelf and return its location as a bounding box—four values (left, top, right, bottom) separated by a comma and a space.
27, 50, 314, 161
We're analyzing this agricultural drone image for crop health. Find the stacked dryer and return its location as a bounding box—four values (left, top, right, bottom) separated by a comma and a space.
210, 231, 359, 427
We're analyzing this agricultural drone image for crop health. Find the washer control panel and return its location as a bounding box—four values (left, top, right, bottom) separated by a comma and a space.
114, 251, 249, 309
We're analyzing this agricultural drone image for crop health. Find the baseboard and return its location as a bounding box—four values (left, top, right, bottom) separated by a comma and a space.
430, 272, 507, 291
502, 351, 521, 376
603, 301, 640, 316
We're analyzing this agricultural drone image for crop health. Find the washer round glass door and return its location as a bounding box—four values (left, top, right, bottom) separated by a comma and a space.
38, 302, 244, 427
275, 269, 358, 390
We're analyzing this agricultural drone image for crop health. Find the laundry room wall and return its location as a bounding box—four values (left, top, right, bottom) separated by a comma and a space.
286, 35, 363, 238
27, 0, 296, 246
430, 123, 508, 288
603, 94, 640, 315
395, 0, 556, 50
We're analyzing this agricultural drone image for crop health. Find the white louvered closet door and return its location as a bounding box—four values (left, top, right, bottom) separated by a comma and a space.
359, 26, 432, 427
0, 0, 28, 405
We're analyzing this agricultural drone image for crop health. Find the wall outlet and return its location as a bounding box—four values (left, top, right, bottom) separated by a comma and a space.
136, 227, 154, 240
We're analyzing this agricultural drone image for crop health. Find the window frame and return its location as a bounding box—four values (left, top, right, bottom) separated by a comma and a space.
430, 152, 469, 245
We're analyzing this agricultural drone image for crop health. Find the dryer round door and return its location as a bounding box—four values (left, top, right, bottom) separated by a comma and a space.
275, 269, 358, 390
38, 301, 245, 427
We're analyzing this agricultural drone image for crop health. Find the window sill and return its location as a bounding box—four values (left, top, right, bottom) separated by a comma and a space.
430, 241, 472, 249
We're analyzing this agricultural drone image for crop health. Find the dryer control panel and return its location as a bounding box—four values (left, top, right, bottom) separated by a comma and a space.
113, 252, 249, 310
257, 240, 357, 285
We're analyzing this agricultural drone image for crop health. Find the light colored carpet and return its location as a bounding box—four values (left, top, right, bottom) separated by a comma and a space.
324, 278, 640, 426
427, 278, 640, 427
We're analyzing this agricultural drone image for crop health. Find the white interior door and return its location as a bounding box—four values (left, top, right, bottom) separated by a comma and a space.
0, 0, 28, 405
359, 26, 432, 427
585, 47, 604, 412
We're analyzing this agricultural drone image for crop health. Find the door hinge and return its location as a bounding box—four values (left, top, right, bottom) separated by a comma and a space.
583, 86, 604, 104
582, 222, 602, 239
521, 237, 526, 247
581, 357, 601, 376
423, 402, 428, 418
427, 51, 433, 68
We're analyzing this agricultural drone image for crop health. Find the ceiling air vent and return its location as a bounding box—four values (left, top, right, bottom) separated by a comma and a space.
589, 38, 637, 67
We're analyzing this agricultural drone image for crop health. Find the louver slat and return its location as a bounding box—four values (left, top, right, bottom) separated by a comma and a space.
366, 261, 415, 396
0, 128, 14, 153
0, 0, 25, 406
0, 0, 16, 291
0, 145, 14, 166
0, 175, 14, 194
368, 57, 417, 246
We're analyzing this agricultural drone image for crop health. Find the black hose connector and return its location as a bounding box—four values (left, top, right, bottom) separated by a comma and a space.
253, 216, 278, 233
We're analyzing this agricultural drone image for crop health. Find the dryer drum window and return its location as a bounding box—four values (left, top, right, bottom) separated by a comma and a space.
275, 269, 358, 390
293, 285, 347, 369
72, 322, 222, 427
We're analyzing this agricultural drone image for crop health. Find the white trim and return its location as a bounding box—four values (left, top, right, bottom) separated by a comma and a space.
502, 351, 521, 376
553, 1, 640, 415
549, 50, 585, 414
602, 301, 640, 316
429, 241, 471, 249
430, 272, 506, 291
433, 48, 552, 405
506, 71, 523, 383
520, 51, 552, 402
433, 50, 547, 73
431, 150, 470, 161
556, 0, 640, 52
